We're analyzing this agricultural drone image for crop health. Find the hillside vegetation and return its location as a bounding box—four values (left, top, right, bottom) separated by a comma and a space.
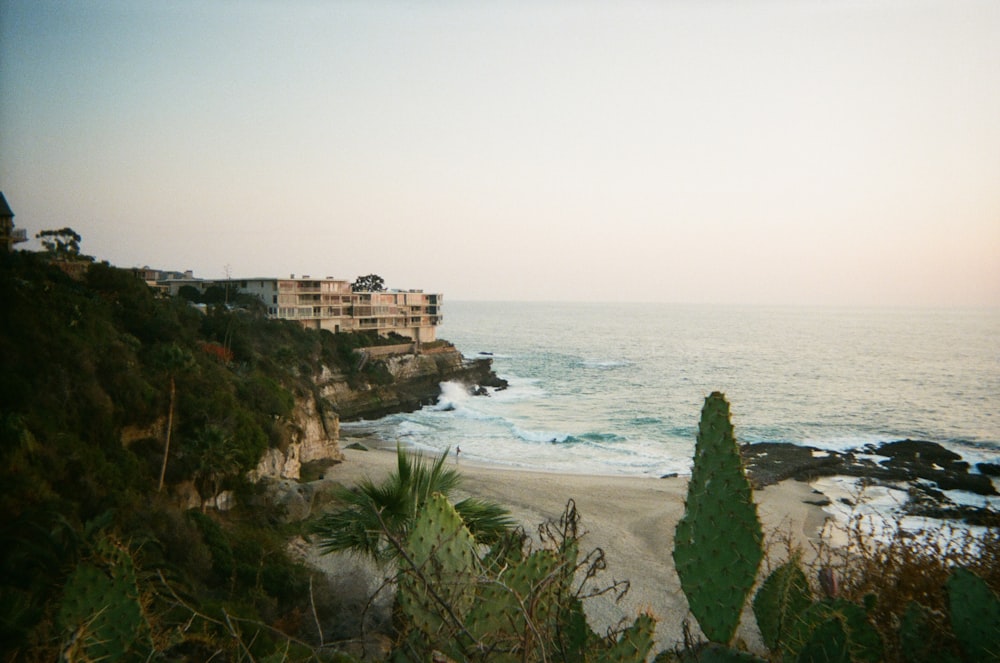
0, 251, 412, 660
4, 252, 997, 662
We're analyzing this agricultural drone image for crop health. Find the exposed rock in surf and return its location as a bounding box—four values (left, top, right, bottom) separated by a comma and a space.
741, 439, 998, 525
978, 462, 1000, 477
742, 439, 996, 496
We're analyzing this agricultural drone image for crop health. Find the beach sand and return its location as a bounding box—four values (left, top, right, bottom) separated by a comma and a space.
310, 445, 832, 653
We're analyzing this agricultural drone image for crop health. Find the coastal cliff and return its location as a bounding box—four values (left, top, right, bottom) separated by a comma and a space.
251, 343, 505, 481
0, 253, 515, 657
0, 251, 507, 503
322, 343, 506, 420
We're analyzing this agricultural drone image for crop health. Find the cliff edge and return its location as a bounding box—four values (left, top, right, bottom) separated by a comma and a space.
323, 342, 506, 421
251, 342, 505, 482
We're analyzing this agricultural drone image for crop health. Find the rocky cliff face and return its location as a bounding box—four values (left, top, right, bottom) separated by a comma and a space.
251, 396, 342, 481
251, 343, 503, 481
321, 343, 506, 421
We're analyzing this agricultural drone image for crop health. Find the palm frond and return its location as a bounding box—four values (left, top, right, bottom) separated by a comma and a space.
313, 445, 514, 564
454, 497, 516, 546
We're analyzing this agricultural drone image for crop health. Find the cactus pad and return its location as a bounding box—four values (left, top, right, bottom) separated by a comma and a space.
465, 549, 563, 656
674, 392, 763, 644
752, 557, 813, 651
947, 567, 1000, 661
397, 492, 478, 641
57, 538, 146, 662
591, 612, 656, 663
782, 599, 882, 662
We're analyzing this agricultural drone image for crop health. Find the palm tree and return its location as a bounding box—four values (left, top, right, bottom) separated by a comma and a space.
189, 425, 240, 507
312, 446, 514, 563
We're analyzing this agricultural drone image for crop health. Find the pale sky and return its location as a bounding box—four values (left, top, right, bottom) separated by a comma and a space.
2, 1, 998, 306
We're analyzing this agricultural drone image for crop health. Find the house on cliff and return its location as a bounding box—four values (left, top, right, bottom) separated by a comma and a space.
0, 192, 28, 253
158, 274, 442, 343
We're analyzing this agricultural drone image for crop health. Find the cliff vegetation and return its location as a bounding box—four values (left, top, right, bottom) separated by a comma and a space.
0, 250, 494, 660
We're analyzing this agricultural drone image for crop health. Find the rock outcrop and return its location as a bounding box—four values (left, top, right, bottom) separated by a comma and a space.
250, 342, 504, 482
251, 395, 342, 481
320, 343, 507, 421
741, 439, 999, 526
742, 439, 997, 496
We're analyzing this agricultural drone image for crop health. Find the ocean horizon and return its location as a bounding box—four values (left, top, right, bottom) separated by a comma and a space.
342, 301, 1000, 480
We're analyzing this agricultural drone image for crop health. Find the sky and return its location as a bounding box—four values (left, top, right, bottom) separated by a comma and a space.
2, 1, 999, 306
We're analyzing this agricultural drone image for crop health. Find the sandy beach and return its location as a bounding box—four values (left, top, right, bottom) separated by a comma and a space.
309, 444, 832, 653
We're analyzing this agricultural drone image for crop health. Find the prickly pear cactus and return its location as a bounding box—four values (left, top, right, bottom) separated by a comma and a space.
899, 601, 960, 663
947, 567, 1000, 661
653, 643, 767, 662
782, 599, 882, 663
465, 549, 563, 658
57, 537, 147, 662
795, 616, 849, 663
673, 392, 763, 644
561, 596, 599, 661
397, 492, 478, 643
752, 556, 813, 652
590, 612, 656, 663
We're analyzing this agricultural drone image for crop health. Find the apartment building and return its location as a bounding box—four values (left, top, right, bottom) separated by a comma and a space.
159, 274, 442, 342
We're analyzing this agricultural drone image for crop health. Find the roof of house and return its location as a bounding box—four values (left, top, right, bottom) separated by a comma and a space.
0, 192, 13, 218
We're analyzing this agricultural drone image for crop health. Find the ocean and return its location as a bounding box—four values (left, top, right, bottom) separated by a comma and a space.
342, 302, 1000, 479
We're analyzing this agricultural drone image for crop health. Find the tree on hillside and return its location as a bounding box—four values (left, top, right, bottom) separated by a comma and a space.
351, 273, 385, 292
177, 285, 202, 302
36, 227, 82, 257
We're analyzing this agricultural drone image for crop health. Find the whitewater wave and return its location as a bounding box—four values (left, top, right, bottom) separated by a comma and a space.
429, 381, 474, 411
578, 358, 631, 369
510, 425, 571, 444
565, 431, 628, 445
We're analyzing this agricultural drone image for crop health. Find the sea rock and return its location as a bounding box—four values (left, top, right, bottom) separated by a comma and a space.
874, 439, 964, 465
742, 439, 998, 527
869, 439, 993, 495
743, 440, 997, 497
977, 462, 1000, 477
740, 443, 852, 487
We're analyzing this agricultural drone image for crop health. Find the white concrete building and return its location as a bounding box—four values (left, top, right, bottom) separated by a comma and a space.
159, 275, 442, 342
